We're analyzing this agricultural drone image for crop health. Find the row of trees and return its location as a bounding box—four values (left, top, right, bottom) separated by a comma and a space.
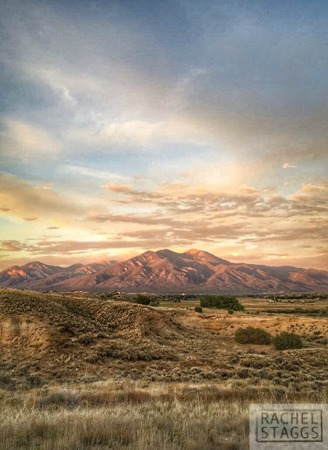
199, 295, 244, 311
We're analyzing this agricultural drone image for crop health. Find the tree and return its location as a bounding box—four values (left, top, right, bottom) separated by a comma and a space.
200, 295, 244, 311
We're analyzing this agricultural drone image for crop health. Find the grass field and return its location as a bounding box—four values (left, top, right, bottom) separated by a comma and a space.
1, 380, 327, 450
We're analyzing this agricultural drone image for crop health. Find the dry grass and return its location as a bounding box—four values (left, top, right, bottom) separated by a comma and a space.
2, 380, 326, 450
0, 401, 248, 450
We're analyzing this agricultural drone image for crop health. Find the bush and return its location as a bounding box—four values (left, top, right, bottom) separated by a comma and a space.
135, 294, 150, 305
200, 295, 244, 311
149, 301, 159, 307
273, 332, 303, 350
228, 310, 234, 314
195, 305, 203, 313
235, 327, 272, 345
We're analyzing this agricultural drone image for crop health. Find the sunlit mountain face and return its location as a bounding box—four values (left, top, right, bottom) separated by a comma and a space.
0, 0, 327, 272
1, 249, 328, 293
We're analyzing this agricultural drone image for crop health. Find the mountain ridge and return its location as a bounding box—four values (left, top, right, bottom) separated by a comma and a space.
0, 249, 327, 293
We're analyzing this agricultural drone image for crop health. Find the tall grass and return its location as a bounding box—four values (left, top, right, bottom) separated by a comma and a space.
0, 381, 326, 450
0, 399, 248, 450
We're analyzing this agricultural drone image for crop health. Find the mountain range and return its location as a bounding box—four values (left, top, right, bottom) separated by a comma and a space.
1, 249, 328, 293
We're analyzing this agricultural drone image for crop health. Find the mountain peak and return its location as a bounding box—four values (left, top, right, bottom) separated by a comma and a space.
185, 249, 214, 259
23, 261, 47, 268
185, 249, 204, 255
182, 249, 231, 265
134, 250, 162, 263
140, 250, 158, 258
21, 261, 62, 272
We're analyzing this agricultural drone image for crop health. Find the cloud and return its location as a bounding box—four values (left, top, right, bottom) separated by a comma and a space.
291, 183, 328, 212
282, 163, 296, 169
23, 217, 38, 221
62, 166, 128, 182
241, 225, 328, 243
1, 0, 326, 166
0, 238, 188, 255
1, 174, 326, 268
31, 66, 77, 107
0, 240, 26, 252
1, 118, 59, 157
85, 212, 179, 226
89, 180, 328, 223
0, 173, 84, 222
119, 223, 247, 243
296, 183, 328, 195
105, 183, 132, 193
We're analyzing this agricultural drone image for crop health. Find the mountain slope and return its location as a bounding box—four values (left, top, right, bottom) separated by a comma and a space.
0, 261, 115, 289
0, 262, 63, 287
0, 250, 327, 293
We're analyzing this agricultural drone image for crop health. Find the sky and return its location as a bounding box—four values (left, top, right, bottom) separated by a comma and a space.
0, 0, 327, 270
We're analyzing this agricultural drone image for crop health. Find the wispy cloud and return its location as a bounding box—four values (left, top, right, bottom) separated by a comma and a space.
23, 217, 38, 221
1, 118, 59, 158
283, 163, 296, 169
105, 183, 133, 193
0, 240, 26, 252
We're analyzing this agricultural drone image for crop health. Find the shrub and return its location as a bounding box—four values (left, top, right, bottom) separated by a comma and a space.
273, 332, 303, 350
149, 300, 159, 307
228, 309, 234, 314
200, 295, 244, 311
195, 305, 203, 313
235, 327, 272, 345
135, 294, 150, 305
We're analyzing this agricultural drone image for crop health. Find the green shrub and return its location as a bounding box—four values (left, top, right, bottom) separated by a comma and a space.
135, 294, 150, 305
195, 305, 203, 313
200, 295, 244, 311
228, 309, 234, 314
273, 332, 303, 350
149, 301, 159, 307
235, 327, 272, 345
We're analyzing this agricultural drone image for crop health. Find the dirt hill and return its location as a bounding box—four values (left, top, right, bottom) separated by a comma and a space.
0, 288, 327, 392
0, 288, 189, 389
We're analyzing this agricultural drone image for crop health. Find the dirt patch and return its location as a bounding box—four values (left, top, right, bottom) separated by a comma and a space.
0, 315, 50, 355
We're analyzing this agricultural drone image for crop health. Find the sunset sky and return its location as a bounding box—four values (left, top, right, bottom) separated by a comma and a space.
0, 0, 327, 271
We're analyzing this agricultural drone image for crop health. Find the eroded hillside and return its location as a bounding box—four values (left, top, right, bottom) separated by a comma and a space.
0, 289, 327, 395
